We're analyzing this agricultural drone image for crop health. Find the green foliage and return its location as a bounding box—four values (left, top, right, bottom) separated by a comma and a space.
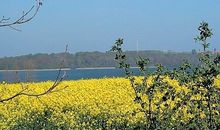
110, 21, 220, 129
194, 21, 213, 51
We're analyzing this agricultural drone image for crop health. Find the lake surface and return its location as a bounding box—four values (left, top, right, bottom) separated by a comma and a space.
0, 68, 157, 83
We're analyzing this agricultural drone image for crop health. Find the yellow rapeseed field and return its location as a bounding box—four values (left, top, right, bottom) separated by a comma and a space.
0, 77, 219, 129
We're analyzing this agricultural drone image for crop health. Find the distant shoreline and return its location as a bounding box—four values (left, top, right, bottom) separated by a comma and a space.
0, 66, 157, 72
75, 66, 156, 70
0, 68, 71, 72
75, 67, 116, 70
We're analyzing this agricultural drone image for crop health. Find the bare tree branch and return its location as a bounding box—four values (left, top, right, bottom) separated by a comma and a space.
0, 45, 69, 103
21, 71, 67, 97
0, 1, 69, 103
0, 88, 28, 103
0, 0, 42, 29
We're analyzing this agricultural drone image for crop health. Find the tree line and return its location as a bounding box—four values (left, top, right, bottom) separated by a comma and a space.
0, 50, 199, 70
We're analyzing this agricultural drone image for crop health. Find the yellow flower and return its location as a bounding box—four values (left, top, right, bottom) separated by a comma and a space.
0, 76, 220, 129
200, 112, 206, 119
214, 75, 220, 89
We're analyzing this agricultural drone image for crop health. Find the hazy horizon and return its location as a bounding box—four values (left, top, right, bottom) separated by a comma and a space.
1, 0, 220, 57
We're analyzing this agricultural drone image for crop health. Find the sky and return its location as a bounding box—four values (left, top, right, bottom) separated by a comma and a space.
0, 0, 220, 57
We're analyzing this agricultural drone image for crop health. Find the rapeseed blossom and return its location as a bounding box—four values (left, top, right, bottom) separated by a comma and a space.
0, 77, 219, 129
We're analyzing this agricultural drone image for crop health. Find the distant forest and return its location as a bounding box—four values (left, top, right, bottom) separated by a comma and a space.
0, 50, 199, 70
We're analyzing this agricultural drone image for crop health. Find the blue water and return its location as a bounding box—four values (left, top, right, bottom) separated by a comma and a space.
0, 68, 152, 83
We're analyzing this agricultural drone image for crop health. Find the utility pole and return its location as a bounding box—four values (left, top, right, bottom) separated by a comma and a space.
136, 40, 139, 55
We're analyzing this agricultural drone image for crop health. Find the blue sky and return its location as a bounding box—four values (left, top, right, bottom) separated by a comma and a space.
0, 0, 220, 57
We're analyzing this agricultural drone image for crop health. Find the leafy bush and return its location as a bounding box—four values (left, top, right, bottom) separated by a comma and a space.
110, 21, 220, 129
